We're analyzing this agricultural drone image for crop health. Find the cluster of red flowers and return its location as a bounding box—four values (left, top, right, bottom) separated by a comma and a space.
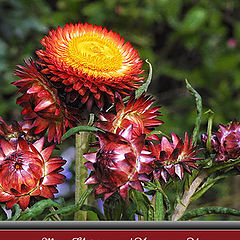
85, 94, 202, 200
0, 23, 147, 210
2, 22, 237, 211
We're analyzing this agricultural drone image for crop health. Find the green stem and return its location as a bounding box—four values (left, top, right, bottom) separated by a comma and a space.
171, 171, 207, 221
74, 131, 90, 221
180, 206, 240, 221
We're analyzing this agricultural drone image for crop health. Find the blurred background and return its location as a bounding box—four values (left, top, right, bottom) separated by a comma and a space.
1, 0, 240, 220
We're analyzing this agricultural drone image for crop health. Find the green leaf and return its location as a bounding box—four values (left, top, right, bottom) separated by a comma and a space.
204, 109, 214, 152
154, 180, 165, 220
0, 204, 7, 220
44, 186, 94, 219
18, 199, 61, 221
185, 79, 202, 144
180, 206, 240, 221
190, 172, 238, 202
147, 130, 170, 139
154, 191, 164, 221
135, 59, 152, 98
122, 200, 137, 220
103, 193, 123, 220
131, 189, 154, 221
8, 204, 21, 221
179, 7, 207, 33
80, 205, 105, 220
61, 125, 103, 141
209, 158, 240, 173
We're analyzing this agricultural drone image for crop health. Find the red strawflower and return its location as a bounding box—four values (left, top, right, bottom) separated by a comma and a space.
36, 23, 145, 110
84, 125, 155, 200
149, 133, 202, 182
214, 121, 240, 161
0, 117, 39, 142
0, 137, 65, 210
13, 59, 77, 144
96, 94, 163, 140
201, 132, 219, 153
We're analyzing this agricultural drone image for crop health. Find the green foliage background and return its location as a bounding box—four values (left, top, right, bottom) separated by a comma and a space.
1, 0, 240, 220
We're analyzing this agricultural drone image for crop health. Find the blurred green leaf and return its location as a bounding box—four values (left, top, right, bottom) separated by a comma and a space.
179, 7, 207, 33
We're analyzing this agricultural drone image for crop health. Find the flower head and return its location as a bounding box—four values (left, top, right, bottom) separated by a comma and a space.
36, 23, 145, 110
0, 137, 65, 209
84, 125, 155, 200
205, 121, 240, 161
149, 133, 202, 182
96, 94, 163, 140
13, 59, 77, 144
0, 117, 37, 142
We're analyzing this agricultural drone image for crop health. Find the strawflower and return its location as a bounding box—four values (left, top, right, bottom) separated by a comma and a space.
96, 94, 163, 140
0, 137, 65, 210
84, 125, 155, 200
13, 59, 77, 144
202, 120, 240, 161
149, 133, 202, 182
36, 23, 145, 110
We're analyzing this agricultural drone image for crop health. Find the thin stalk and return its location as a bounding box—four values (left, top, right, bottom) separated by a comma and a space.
171, 171, 207, 221
74, 131, 90, 221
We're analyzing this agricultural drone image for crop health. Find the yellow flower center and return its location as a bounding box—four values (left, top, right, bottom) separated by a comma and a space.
66, 34, 123, 77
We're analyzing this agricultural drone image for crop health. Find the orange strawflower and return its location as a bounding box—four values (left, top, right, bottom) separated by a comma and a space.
36, 23, 145, 110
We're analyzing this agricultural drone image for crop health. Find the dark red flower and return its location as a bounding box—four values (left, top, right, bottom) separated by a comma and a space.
96, 94, 163, 140
36, 23, 145, 110
201, 132, 219, 153
149, 133, 202, 182
214, 121, 240, 161
13, 59, 77, 144
84, 125, 155, 200
0, 137, 65, 209
0, 117, 39, 142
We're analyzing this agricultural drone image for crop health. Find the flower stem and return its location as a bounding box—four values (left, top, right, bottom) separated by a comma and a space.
74, 131, 90, 221
171, 171, 207, 221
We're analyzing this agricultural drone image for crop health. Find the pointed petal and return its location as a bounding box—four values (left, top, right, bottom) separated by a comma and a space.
41, 145, 55, 161
119, 124, 133, 141
161, 137, 173, 155
18, 195, 30, 210
34, 99, 53, 112
33, 137, 45, 152
119, 183, 129, 199
175, 164, 184, 180
129, 181, 143, 192
85, 175, 99, 184
0, 139, 15, 156
83, 152, 97, 163
132, 134, 145, 156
